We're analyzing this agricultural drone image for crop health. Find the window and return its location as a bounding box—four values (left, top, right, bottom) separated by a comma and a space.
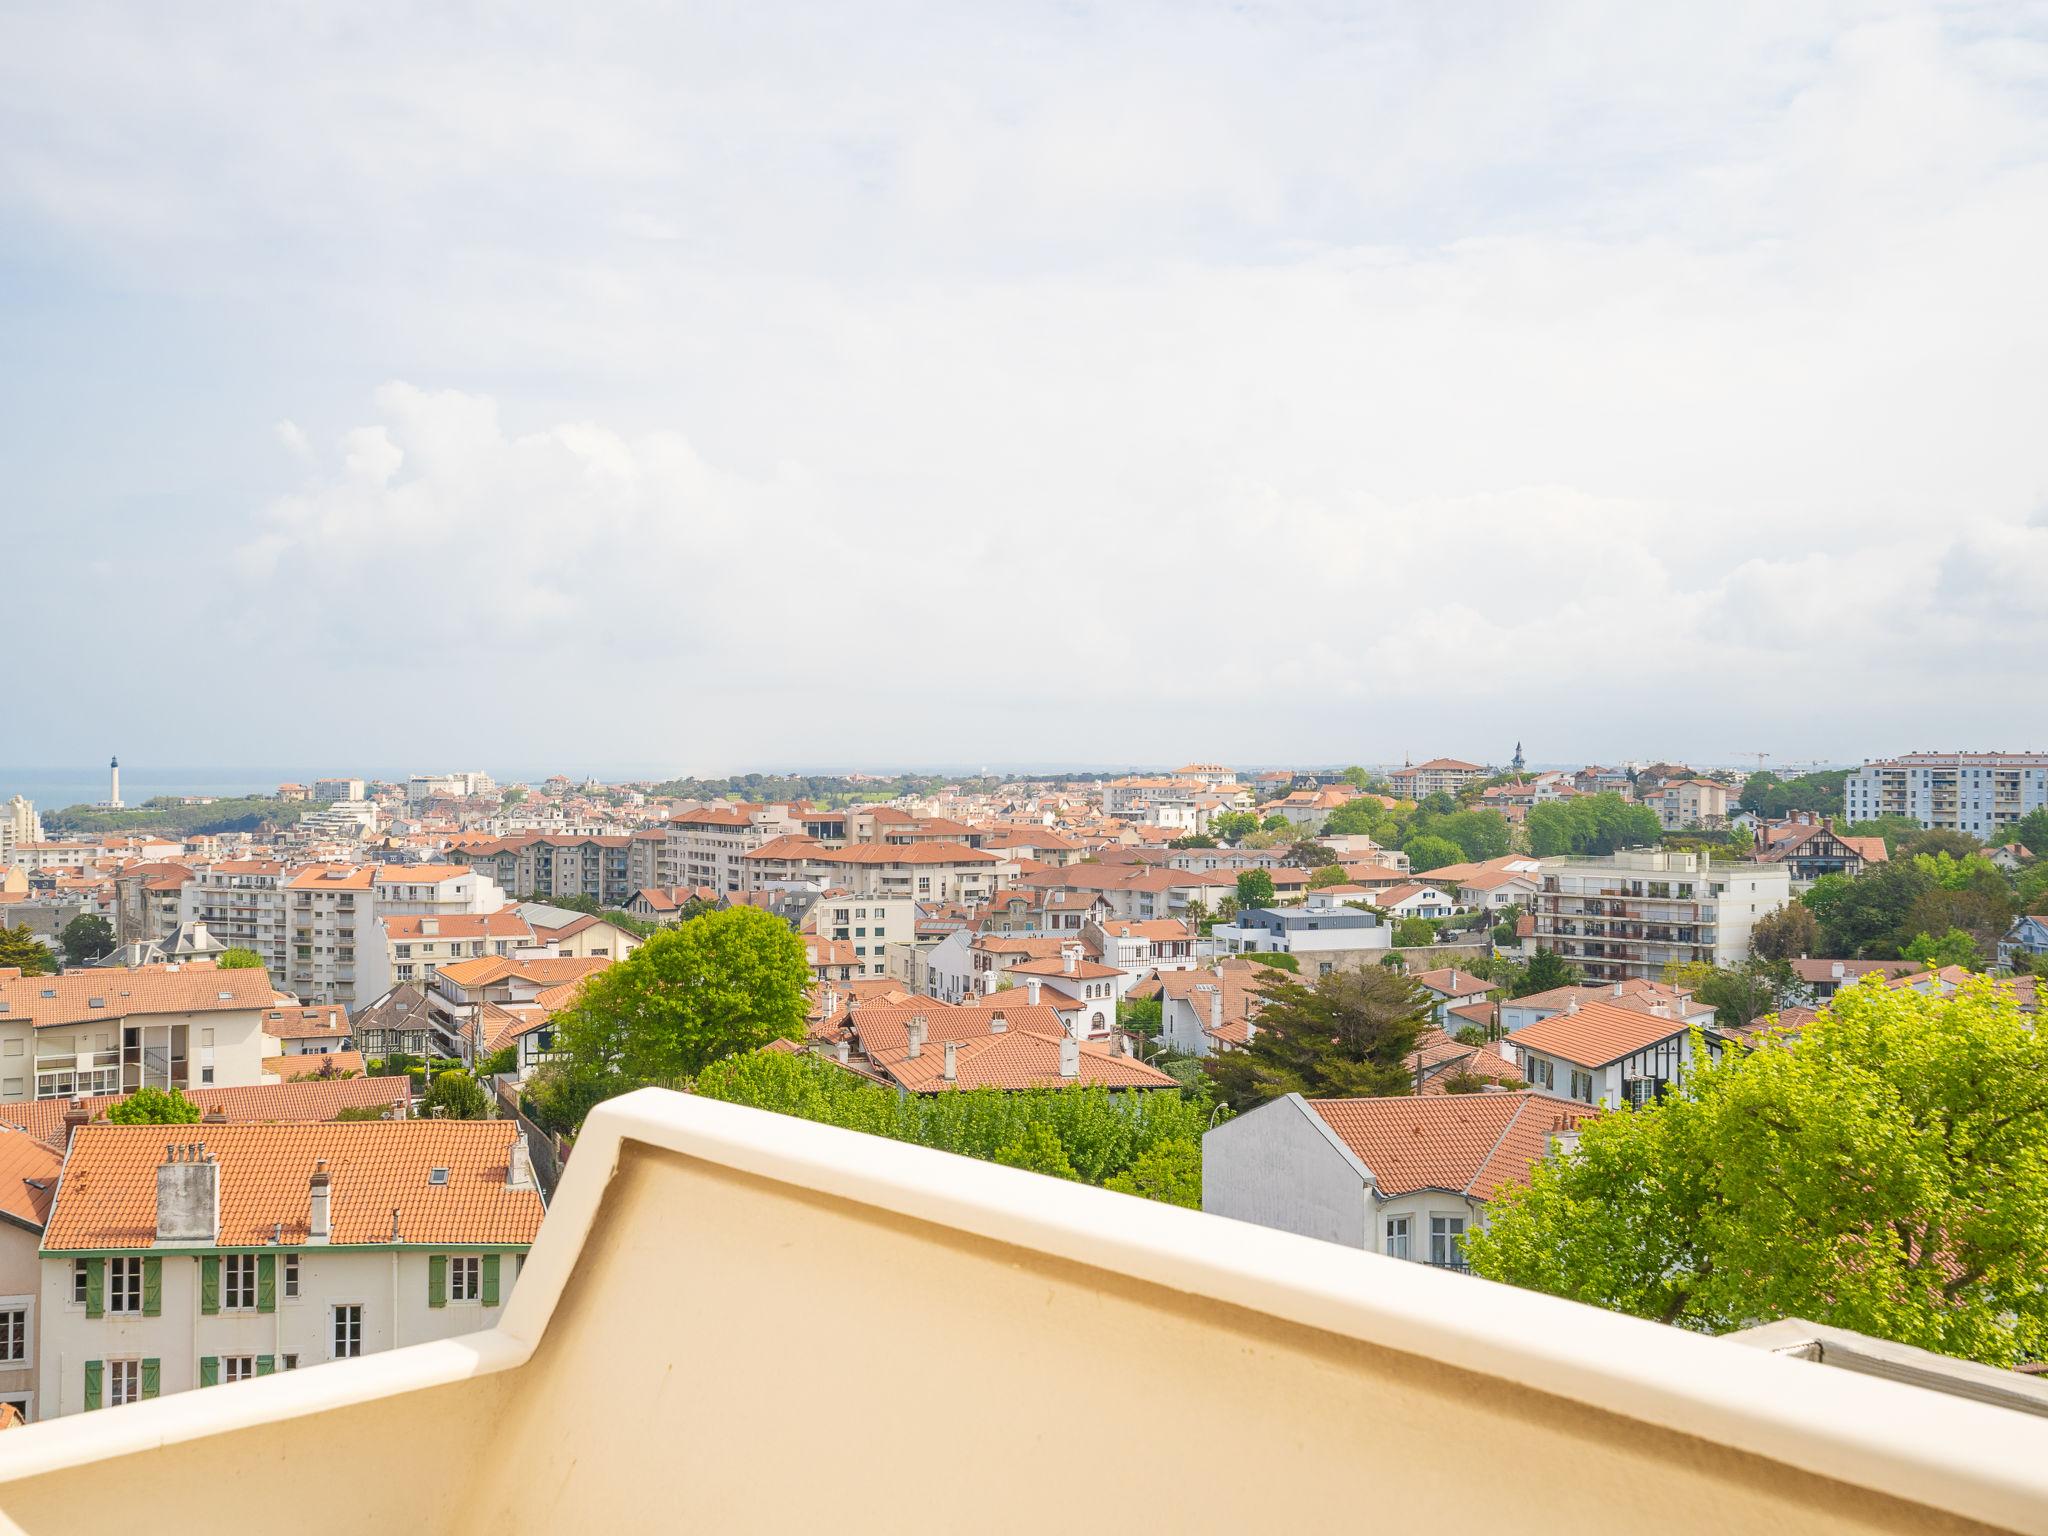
1384, 1217, 1410, 1260
282, 1354, 299, 1371
223, 1254, 258, 1311
1570, 1069, 1595, 1103
107, 1359, 143, 1406
332, 1304, 363, 1359
71, 1261, 89, 1306
284, 1255, 300, 1299
449, 1255, 481, 1302
0, 1305, 26, 1363
1525, 1056, 1554, 1091
224, 1355, 257, 1384
1430, 1215, 1467, 1268
108, 1257, 143, 1314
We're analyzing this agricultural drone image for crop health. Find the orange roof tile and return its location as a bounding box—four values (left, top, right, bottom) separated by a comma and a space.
1307, 1092, 1599, 1200
263, 1051, 367, 1081
0, 966, 276, 1030
874, 1032, 1177, 1093
0, 1078, 411, 1151
1509, 998, 1693, 1069
44, 1121, 544, 1250
0, 1130, 62, 1228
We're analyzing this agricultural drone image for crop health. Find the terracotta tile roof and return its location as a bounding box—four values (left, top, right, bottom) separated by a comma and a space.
44, 1121, 544, 1250
263, 1051, 367, 1081
849, 1001, 1072, 1057
0, 966, 275, 1030
434, 955, 610, 989
972, 936, 1071, 957
874, 1032, 1178, 1093
1003, 956, 1124, 980
815, 841, 1003, 867
379, 911, 535, 941
1509, 998, 1693, 1069
262, 1004, 352, 1040
285, 864, 377, 890
0, 1078, 412, 1151
0, 1130, 62, 1228
1307, 1092, 1599, 1200
1787, 958, 1921, 984
1410, 967, 1493, 999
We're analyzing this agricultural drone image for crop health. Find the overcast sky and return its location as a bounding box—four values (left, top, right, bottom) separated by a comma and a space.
5, 2, 2046, 777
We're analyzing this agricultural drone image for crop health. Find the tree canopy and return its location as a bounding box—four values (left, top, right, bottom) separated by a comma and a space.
1524, 793, 1662, 857
1402, 834, 1463, 873
216, 948, 264, 970
1466, 978, 2048, 1367
1234, 869, 1276, 908
60, 912, 114, 965
104, 1086, 201, 1124
0, 925, 55, 977
1202, 967, 1432, 1110
538, 905, 812, 1123
422, 1070, 491, 1119
1735, 769, 1848, 819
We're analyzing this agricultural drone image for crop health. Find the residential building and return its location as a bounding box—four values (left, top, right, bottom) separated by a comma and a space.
0, 1079, 411, 1151
841, 1003, 1175, 1093
444, 835, 636, 906
1996, 914, 2048, 968
110, 863, 194, 948
1845, 751, 2048, 836
0, 966, 276, 1104
1211, 906, 1391, 973
1203, 1091, 1598, 1264
1369, 882, 1458, 922
311, 779, 364, 803
427, 956, 610, 1064
1645, 779, 1732, 831
808, 894, 919, 977
0, 1129, 61, 1420
175, 862, 290, 987
406, 771, 497, 805
36, 1121, 543, 1417
664, 806, 798, 895
1787, 958, 1923, 1003
1509, 996, 1717, 1108
1531, 848, 1791, 983
1388, 758, 1487, 801
1499, 978, 1716, 1035
378, 910, 536, 988
0, 797, 42, 862
1407, 967, 1493, 1025
1087, 918, 1197, 981
1754, 821, 1889, 883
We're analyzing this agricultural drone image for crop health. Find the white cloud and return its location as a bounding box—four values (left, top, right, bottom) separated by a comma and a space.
4, 1, 2048, 768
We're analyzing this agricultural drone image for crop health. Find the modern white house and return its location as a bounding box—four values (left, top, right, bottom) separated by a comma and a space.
1210, 906, 1391, 970
1203, 1091, 1597, 1265
1507, 996, 1715, 1108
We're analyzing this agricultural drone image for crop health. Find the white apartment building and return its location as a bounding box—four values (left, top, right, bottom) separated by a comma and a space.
1388, 758, 1487, 801
1531, 848, 1790, 983
406, 772, 497, 806
1646, 779, 1731, 831
1, 797, 43, 861
0, 967, 275, 1105
1845, 752, 2048, 836
664, 806, 800, 895
809, 895, 918, 978
37, 1121, 543, 1418
177, 861, 291, 979
312, 779, 365, 802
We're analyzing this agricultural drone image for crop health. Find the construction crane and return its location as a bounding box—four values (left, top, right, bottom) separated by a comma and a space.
1737, 752, 1771, 775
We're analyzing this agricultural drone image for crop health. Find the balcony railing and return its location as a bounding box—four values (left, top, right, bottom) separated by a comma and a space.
1, 1091, 2042, 1534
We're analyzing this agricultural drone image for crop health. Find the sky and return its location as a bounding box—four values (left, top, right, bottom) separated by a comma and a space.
4, 1, 2046, 777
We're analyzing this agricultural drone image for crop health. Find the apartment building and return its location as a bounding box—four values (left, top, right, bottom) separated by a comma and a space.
445, 834, 636, 906
1531, 848, 1791, 983
377, 911, 536, 988
175, 862, 290, 979
663, 806, 799, 895
0, 966, 274, 1104
37, 1121, 543, 1417
1, 796, 42, 861
808, 895, 918, 978
1644, 778, 1731, 831
1845, 751, 2048, 836
1388, 758, 1486, 801
311, 779, 364, 802
741, 837, 1012, 905
406, 772, 496, 805
110, 863, 194, 947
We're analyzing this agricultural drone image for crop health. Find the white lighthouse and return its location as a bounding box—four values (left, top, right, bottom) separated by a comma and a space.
105, 755, 123, 810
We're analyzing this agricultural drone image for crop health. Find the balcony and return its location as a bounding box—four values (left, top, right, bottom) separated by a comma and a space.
0, 1090, 2043, 1534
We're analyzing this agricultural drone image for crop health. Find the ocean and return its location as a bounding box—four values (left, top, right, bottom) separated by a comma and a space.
0, 768, 332, 813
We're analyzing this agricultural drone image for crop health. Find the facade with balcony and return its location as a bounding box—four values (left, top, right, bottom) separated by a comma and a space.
2, 1088, 2038, 1532
1846, 752, 2048, 836
1532, 849, 1790, 983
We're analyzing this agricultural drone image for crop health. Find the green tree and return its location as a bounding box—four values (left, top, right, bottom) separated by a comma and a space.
1510, 948, 1579, 997
1466, 979, 2048, 1367
1307, 864, 1350, 889
1902, 927, 1982, 971
1320, 799, 1390, 839
1737, 770, 1849, 819
1203, 968, 1432, 1110
0, 924, 55, 977
422, 1070, 491, 1119
993, 1122, 1080, 1180
2011, 808, 2048, 855
549, 905, 811, 1095
217, 948, 264, 970
1427, 809, 1511, 862
1168, 834, 1217, 849
1812, 862, 1936, 958
60, 913, 115, 965
1526, 793, 1661, 858
1402, 834, 1463, 873
1210, 811, 1259, 843
104, 1086, 201, 1124
1393, 916, 1438, 947
1840, 816, 1927, 856
1663, 957, 1799, 1026
1103, 1138, 1201, 1208
1748, 903, 1819, 963
1235, 869, 1276, 909
1340, 766, 1371, 790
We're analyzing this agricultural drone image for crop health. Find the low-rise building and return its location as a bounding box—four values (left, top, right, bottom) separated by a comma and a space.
37, 1121, 543, 1417
0, 966, 276, 1105
1509, 996, 1717, 1108
1211, 907, 1390, 973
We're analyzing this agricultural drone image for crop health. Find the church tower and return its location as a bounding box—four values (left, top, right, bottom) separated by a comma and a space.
1511, 741, 1525, 775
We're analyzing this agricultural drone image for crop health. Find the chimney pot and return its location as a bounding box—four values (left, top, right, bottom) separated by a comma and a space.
905, 1015, 927, 1059
309, 1157, 333, 1242
943, 1040, 958, 1083
1059, 1034, 1080, 1079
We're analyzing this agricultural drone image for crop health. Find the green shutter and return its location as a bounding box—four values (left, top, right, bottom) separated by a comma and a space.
428, 1253, 447, 1308
141, 1358, 160, 1399
480, 1253, 501, 1308
199, 1356, 219, 1388
85, 1257, 105, 1319
83, 1360, 102, 1411
257, 1254, 276, 1313
256, 1355, 275, 1376
142, 1257, 162, 1317
200, 1256, 220, 1314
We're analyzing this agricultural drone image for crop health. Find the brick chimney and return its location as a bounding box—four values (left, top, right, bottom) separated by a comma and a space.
905, 1015, 927, 1059
308, 1158, 332, 1243
156, 1143, 220, 1244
